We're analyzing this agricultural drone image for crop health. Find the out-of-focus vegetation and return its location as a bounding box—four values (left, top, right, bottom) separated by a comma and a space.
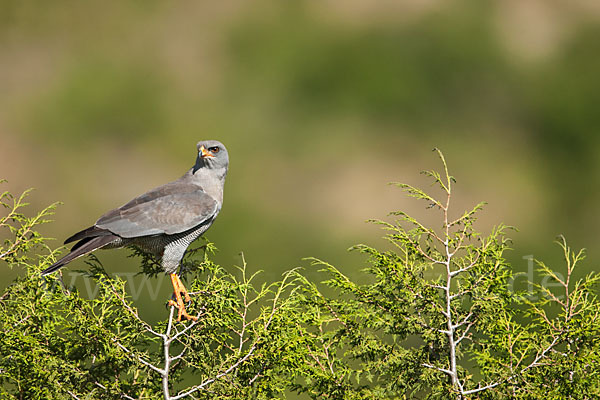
1, 1, 599, 301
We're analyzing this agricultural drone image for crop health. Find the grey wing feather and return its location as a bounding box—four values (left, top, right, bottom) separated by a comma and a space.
96, 182, 219, 238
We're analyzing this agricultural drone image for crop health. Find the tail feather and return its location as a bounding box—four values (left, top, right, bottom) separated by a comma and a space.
42, 235, 117, 275
70, 236, 95, 253
64, 225, 112, 245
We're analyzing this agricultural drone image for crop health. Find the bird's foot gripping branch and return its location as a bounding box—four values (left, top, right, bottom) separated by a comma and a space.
167, 273, 198, 322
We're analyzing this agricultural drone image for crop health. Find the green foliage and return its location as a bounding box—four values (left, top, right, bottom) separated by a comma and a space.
2, 150, 600, 399
289, 150, 600, 399
0, 182, 302, 399
0, 180, 59, 266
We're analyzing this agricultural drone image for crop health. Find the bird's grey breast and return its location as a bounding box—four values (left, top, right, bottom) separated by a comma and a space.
189, 167, 226, 205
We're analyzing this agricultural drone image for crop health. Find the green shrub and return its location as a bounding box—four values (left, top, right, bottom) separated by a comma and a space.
1, 152, 599, 399
290, 150, 600, 399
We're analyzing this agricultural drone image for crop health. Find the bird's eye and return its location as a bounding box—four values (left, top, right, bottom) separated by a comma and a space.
209, 147, 220, 153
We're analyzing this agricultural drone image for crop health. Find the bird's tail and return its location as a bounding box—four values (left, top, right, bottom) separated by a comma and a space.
41, 235, 117, 275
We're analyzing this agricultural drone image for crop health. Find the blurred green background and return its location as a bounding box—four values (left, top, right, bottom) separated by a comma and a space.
1, 1, 599, 319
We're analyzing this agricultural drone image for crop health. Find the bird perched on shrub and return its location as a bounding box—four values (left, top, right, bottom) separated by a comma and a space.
42, 140, 229, 321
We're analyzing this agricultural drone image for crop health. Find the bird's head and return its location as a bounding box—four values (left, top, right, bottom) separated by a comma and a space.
194, 140, 229, 173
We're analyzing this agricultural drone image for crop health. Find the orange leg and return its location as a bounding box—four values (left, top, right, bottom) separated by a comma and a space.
168, 273, 198, 322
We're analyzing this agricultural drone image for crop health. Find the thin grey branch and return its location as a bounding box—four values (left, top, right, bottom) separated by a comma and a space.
422, 363, 453, 376
170, 344, 257, 400
114, 340, 164, 375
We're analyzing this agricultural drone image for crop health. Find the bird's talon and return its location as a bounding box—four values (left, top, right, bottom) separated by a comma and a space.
169, 273, 197, 322
183, 292, 192, 304
167, 299, 178, 308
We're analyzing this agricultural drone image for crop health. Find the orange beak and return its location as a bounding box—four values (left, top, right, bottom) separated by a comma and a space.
199, 145, 214, 158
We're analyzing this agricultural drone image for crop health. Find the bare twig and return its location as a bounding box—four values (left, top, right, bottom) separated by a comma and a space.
114, 340, 164, 375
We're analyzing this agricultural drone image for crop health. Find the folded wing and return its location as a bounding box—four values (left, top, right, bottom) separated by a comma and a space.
96, 181, 219, 238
